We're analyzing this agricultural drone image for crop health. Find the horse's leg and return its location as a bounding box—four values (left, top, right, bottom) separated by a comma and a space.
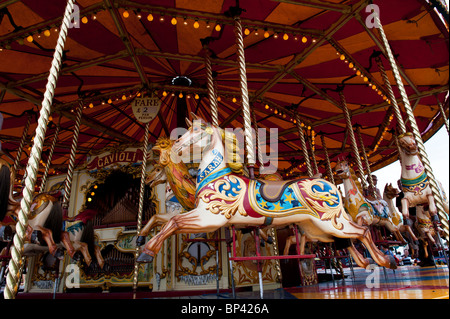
402, 224, 418, 242
138, 209, 226, 263
94, 245, 104, 269
401, 198, 410, 219
72, 241, 92, 267
283, 236, 295, 255
346, 242, 370, 269
358, 227, 397, 269
60, 231, 76, 258
299, 234, 307, 255
426, 231, 436, 244
427, 194, 437, 216
137, 214, 174, 246
34, 225, 58, 256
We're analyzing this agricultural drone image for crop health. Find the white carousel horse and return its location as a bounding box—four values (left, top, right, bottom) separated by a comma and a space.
136, 114, 397, 270
335, 159, 407, 244
397, 132, 449, 220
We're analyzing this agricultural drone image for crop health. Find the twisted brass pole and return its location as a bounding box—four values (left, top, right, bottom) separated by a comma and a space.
233, 15, 255, 170
320, 134, 335, 184
204, 48, 219, 127
306, 133, 319, 175
40, 124, 60, 192
435, 95, 449, 135
62, 101, 83, 210
3, 0, 76, 299
13, 113, 32, 173
340, 90, 366, 189
374, 12, 448, 240
375, 56, 406, 135
252, 109, 264, 167
133, 122, 150, 298
296, 114, 313, 177
356, 126, 376, 198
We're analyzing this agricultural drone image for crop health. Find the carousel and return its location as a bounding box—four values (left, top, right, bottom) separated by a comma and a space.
0, 0, 448, 300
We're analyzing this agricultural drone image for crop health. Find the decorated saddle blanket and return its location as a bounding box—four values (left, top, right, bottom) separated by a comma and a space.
366, 199, 390, 219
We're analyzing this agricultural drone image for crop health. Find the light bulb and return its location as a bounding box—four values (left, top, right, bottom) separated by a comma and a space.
215, 24, 221, 32
81, 16, 88, 24
193, 20, 200, 28
147, 13, 154, 21
171, 17, 177, 25
123, 10, 129, 18
283, 33, 289, 40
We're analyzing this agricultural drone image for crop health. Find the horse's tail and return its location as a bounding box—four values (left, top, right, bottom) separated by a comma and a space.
0, 165, 11, 222
80, 219, 95, 258
43, 201, 63, 243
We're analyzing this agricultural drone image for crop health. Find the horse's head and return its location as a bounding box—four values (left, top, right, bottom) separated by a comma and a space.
383, 183, 400, 199
145, 165, 167, 188
153, 137, 174, 166
334, 159, 350, 179
172, 113, 215, 159
398, 132, 418, 155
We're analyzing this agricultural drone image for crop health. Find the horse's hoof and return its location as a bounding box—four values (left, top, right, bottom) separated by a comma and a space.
387, 255, 398, 270
136, 236, 146, 247
30, 230, 43, 245
137, 252, 154, 263
0, 225, 13, 241
54, 248, 64, 260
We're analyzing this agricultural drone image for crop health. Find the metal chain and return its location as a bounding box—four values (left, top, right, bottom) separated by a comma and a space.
375, 13, 448, 240
3, 0, 76, 299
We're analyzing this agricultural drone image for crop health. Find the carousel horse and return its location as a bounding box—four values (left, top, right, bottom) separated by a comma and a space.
397, 132, 449, 220
383, 183, 418, 242
334, 159, 407, 244
0, 159, 65, 257
61, 208, 105, 268
415, 205, 443, 251
137, 138, 273, 245
137, 114, 397, 270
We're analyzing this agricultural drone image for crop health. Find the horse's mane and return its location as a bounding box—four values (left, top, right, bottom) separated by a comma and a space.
349, 166, 364, 195
216, 127, 244, 175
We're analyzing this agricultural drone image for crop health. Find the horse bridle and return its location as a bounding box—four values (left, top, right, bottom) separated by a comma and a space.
177, 123, 213, 154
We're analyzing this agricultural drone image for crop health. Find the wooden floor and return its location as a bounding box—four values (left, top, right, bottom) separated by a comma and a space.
284, 265, 449, 299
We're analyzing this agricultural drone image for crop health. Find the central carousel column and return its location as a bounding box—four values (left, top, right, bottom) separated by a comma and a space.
3, 0, 77, 299
374, 12, 449, 240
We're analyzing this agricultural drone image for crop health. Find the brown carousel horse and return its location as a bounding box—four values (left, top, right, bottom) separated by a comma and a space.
137, 114, 397, 270
0, 158, 65, 257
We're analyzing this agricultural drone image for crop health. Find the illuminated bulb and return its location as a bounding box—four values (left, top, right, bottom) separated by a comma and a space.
193, 20, 200, 28
302, 36, 307, 43
91, 192, 95, 196
244, 28, 250, 35
283, 33, 289, 40
162, 91, 167, 97
194, 94, 199, 99
89, 103, 94, 108
94, 185, 98, 189
171, 17, 177, 25
274, 109, 278, 114
26, 35, 33, 42
88, 198, 92, 202
147, 13, 154, 21
81, 16, 88, 24
49, 116, 53, 122
232, 97, 237, 103
179, 92, 183, 98
340, 54, 345, 61
122, 94, 127, 100
348, 62, 354, 68
215, 24, 221, 31
273, 33, 278, 39
159, 16, 165, 22
372, 84, 376, 90
264, 31, 270, 38
123, 10, 129, 18
363, 76, 368, 82
217, 96, 221, 101
265, 104, 269, 109
44, 30, 51, 37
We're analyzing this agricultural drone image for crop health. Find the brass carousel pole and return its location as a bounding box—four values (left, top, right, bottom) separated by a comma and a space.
356, 125, 377, 198
374, 12, 449, 240
40, 123, 60, 192
204, 44, 219, 127
13, 112, 32, 173
320, 134, 335, 184
132, 122, 150, 298
340, 90, 367, 190
295, 114, 314, 177
3, 0, 76, 299
435, 95, 449, 135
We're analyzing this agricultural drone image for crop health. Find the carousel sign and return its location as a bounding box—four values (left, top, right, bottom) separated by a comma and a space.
131, 94, 161, 123
87, 148, 144, 171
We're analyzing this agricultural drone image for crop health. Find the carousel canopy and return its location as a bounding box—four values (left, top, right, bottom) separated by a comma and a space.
0, 0, 448, 186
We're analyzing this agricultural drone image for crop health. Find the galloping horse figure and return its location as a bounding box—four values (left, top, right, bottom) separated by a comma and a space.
383, 183, 418, 242
137, 114, 397, 270
397, 132, 449, 220
335, 160, 407, 244
1, 159, 64, 257
61, 208, 105, 268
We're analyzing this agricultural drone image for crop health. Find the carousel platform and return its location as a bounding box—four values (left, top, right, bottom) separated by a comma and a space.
14, 265, 448, 300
